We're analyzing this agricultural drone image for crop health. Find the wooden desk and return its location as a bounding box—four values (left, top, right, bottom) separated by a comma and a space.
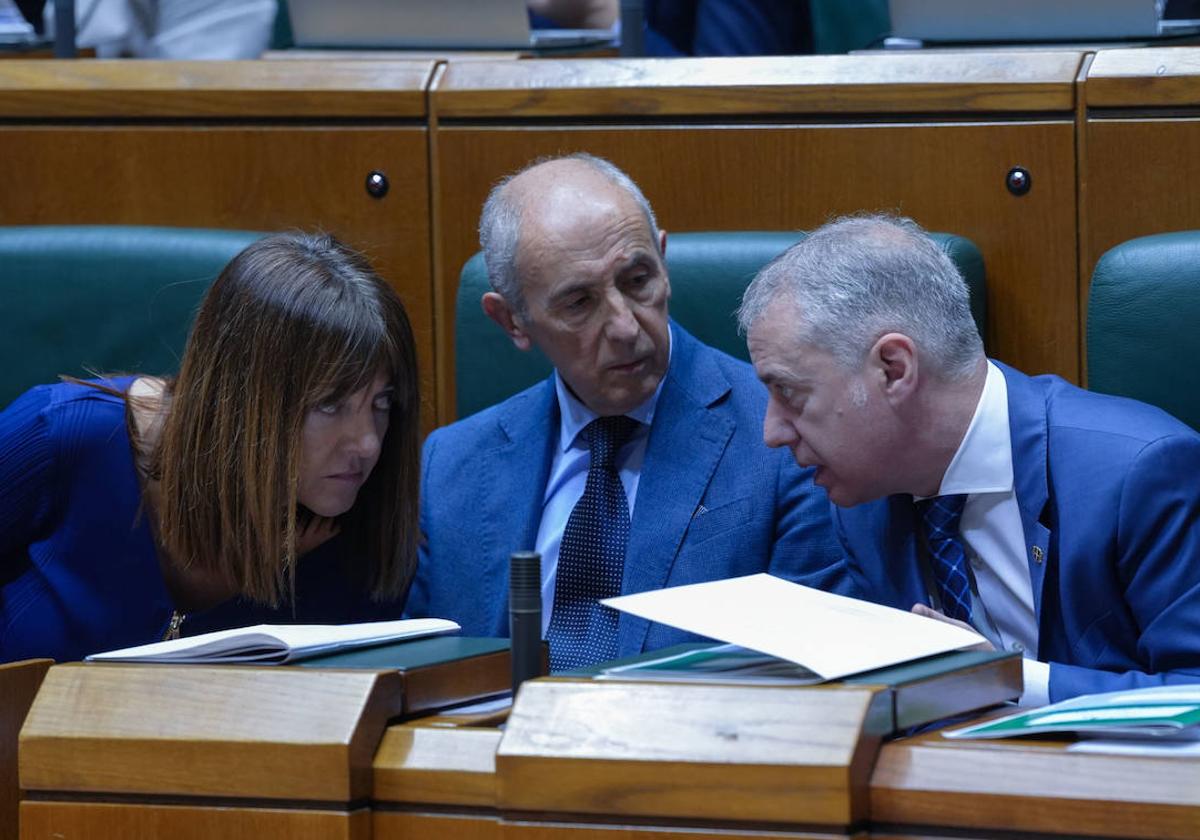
17, 660, 1197, 839
872, 725, 1200, 839
430, 52, 1085, 420
375, 702, 1200, 840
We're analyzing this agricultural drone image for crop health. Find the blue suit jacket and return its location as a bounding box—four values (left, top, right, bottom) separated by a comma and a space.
407, 324, 850, 655
834, 362, 1200, 702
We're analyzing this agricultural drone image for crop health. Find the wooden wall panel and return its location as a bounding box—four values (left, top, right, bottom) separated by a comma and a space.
1082, 118, 1200, 296
434, 120, 1077, 420
0, 125, 438, 426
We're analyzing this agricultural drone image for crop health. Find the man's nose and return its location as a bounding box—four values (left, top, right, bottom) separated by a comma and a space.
602, 291, 641, 343
762, 397, 797, 449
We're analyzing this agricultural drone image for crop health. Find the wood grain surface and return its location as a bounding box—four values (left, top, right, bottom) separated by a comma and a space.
1086, 48, 1200, 108
433, 119, 1078, 418
375, 810, 501, 840
0, 59, 435, 117
496, 680, 888, 827
433, 53, 1082, 118
20, 664, 404, 802
373, 723, 501, 806
0, 660, 51, 840
0, 123, 439, 427
1079, 118, 1200, 309
21, 801, 370, 840
870, 728, 1200, 839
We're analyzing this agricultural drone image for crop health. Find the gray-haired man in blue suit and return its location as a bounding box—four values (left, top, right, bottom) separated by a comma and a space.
740, 214, 1200, 704
405, 154, 849, 670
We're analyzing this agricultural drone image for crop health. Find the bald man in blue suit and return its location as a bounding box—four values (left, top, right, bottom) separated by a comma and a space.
405, 154, 848, 668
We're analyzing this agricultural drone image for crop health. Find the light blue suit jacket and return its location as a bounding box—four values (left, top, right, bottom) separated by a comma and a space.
834, 362, 1200, 702
406, 324, 851, 656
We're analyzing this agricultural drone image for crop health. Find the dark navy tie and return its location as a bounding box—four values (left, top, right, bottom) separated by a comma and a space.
547, 415, 639, 671
916, 494, 973, 623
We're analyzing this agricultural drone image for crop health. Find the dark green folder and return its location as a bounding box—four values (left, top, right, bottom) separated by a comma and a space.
299, 636, 513, 717
575, 645, 1021, 734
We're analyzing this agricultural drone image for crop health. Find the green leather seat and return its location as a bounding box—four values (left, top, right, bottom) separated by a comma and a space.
0, 226, 263, 410
1088, 231, 1200, 431
455, 231, 986, 418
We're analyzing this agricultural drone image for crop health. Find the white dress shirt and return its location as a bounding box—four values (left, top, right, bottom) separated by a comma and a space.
534, 334, 672, 635
926, 361, 1049, 706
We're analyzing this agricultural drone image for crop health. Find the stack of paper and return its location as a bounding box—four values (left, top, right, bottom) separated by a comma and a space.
602, 573, 985, 681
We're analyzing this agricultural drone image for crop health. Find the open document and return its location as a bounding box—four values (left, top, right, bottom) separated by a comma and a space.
945, 684, 1200, 741
86, 618, 460, 665
602, 573, 984, 681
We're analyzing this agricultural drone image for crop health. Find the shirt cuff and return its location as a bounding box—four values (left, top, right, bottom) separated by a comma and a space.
1018, 658, 1051, 708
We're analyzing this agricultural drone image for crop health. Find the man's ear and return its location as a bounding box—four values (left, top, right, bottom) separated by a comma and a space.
870, 332, 919, 405
658, 229, 668, 257
481, 292, 532, 352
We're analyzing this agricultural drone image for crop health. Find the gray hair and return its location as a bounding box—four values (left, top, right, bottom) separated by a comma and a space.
737, 214, 983, 379
477, 153, 661, 311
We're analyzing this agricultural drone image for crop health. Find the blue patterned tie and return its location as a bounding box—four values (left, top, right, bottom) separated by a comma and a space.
547, 415, 639, 671
916, 494, 973, 623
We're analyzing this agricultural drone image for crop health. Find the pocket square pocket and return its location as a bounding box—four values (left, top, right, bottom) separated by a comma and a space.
685, 497, 752, 546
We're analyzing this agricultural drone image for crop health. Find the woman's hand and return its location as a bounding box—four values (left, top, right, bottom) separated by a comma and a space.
296, 515, 340, 556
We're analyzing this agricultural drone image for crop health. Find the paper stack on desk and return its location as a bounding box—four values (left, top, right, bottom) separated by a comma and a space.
602, 573, 984, 681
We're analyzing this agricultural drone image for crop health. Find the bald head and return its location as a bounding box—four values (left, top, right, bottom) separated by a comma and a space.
479, 154, 660, 311
476, 153, 672, 416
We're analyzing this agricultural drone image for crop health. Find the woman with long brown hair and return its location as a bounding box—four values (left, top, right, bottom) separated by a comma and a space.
0, 232, 420, 662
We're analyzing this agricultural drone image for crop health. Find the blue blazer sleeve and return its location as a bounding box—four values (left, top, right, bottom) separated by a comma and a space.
402, 426, 440, 620
1049, 433, 1200, 701
0, 386, 55, 562
768, 459, 856, 597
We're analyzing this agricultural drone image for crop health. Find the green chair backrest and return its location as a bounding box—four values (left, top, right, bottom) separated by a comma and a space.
455, 230, 986, 419
0, 225, 263, 411
1088, 230, 1200, 431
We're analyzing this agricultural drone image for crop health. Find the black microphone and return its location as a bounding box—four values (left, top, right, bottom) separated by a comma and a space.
509, 551, 542, 694
53, 0, 75, 58
619, 0, 644, 57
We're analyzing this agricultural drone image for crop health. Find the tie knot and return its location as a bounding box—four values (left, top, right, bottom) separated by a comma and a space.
918, 494, 968, 535
586, 415, 639, 469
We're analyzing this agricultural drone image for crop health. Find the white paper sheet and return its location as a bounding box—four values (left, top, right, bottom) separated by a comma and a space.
602, 573, 984, 680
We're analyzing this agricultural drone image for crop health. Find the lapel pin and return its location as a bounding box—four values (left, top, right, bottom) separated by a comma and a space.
1032, 545, 1044, 564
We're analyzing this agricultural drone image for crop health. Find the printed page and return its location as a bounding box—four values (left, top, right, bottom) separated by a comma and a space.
602, 573, 983, 680
86, 618, 460, 664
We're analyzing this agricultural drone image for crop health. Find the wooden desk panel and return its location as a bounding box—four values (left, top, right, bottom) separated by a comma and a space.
0, 123, 439, 425
1082, 117, 1200, 272
1086, 47, 1200, 108
870, 729, 1200, 839
21, 801, 370, 840
0, 59, 434, 117
0, 660, 51, 840
435, 53, 1081, 118
433, 120, 1077, 419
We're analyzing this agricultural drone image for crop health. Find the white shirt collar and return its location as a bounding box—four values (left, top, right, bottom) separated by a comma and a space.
936, 360, 1014, 496
553, 326, 673, 452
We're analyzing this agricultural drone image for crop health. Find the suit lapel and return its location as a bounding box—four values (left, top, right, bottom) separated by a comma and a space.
618, 326, 734, 655
477, 379, 558, 635
885, 495, 929, 609
997, 362, 1052, 641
